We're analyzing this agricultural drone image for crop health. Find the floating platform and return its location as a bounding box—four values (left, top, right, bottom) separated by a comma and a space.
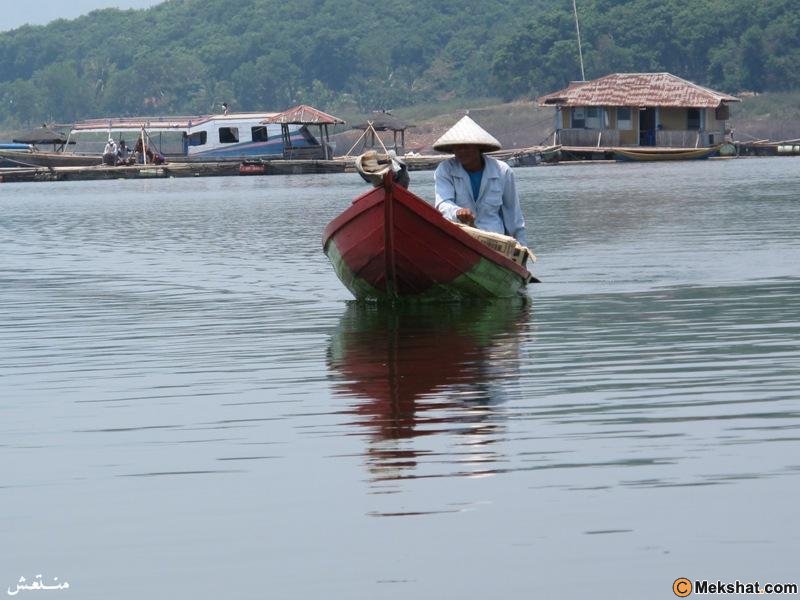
0, 160, 357, 183
1, 162, 234, 183
735, 140, 800, 157
0, 154, 455, 184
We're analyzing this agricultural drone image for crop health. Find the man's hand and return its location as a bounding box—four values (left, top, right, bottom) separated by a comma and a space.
456, 208, 475, 226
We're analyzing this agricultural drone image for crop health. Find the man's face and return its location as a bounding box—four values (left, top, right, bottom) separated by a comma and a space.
452, 145, 482, 170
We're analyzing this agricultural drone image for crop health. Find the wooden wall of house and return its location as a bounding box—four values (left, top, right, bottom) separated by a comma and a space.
619, 109, 638, 145
556, 105, 732, 146
558, 106, 639, 145
658, 107, 727, 133
660, 108, 686, 130
705, 108, 726, 132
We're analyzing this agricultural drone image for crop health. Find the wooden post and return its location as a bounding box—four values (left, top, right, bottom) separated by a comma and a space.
282, 124, 291, 159
325, 124, 332, 159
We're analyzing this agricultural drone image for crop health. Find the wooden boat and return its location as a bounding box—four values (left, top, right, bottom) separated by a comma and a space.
489, 144, 561, 166
613, 145, 719, 162
0, 148, 102, 168
0, 143, 32, 168
0, 127, 103, 168
322, 172, 538, 302
539, 144, 562, 163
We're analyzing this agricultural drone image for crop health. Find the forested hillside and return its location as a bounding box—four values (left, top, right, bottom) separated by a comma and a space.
1, 0, 798, 127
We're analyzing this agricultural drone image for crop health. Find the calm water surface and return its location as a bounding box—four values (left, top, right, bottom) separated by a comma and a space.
1, 158, 799, 598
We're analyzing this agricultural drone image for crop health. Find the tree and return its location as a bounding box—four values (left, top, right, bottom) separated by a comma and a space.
32, 62, 91, 122
231, 51, 302, 110
101, 51, 208, 115
1, 79, 40, 126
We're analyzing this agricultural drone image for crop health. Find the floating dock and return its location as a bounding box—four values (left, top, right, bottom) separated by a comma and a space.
0, 154, 454, 184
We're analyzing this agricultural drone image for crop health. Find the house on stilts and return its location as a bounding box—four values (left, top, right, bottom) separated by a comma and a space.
538, 73, 740, 153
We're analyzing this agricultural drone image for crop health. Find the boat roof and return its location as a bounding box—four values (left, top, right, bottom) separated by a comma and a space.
538, 72, 740, 108
11, 126, 69, 144
262, 104, 345, 125
71, 112, 280, 132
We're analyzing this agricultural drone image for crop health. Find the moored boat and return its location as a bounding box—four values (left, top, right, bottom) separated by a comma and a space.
67, 112, 312, 162
0, 108, 340, 170
0, 127, 102, 168
0, 148, 102, 168
0, 143, 33, 168
613, 145, 720, 161
322, 170, 538, 302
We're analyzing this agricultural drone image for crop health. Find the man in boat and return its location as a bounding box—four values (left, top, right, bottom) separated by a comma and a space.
432, 115, 527, 246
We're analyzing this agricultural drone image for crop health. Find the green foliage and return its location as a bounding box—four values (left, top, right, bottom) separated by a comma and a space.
493, 0, 800, 99
0, 0, 799, 126
1, 79, 39, 127
33, 61, 91, 122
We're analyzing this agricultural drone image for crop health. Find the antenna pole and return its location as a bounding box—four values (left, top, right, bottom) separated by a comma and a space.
572, 0, 586, 81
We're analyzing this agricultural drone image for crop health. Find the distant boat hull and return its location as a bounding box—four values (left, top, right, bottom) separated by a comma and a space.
322, 175, 536, 302
614, 146, 719, 161
0, 150, 101, 168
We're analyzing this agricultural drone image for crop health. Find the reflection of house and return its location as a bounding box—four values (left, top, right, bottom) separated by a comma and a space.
538, 73, 740, 148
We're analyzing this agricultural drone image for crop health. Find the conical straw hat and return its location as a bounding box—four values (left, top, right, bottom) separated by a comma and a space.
432, 115, 502, 153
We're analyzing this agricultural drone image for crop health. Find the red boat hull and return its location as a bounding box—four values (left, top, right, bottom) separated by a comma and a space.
322, 176, 534, 301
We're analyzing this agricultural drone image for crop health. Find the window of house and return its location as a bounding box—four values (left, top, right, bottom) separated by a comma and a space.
572, 107, 585, 128
187, 131, 207, 146
687, 109, 701, 130
251, 126, 269, 142
617, 108, 632, 130
219, 127, 239, 143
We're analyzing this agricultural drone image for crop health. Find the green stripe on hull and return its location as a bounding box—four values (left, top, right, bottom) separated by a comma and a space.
326, 242, 527, 302
326, 242, 384, 299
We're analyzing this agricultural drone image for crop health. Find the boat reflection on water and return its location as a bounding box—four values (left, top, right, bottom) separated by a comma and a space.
327, 300, 531, 485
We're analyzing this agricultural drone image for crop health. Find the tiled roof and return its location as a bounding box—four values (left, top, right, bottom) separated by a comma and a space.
538, 73, 740, 108
262, 105, 345, 125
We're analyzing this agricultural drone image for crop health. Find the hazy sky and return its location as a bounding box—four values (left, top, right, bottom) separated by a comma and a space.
0, 0, 165, 32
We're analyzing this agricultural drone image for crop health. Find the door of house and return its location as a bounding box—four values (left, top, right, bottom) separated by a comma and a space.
639, 108, 656, 146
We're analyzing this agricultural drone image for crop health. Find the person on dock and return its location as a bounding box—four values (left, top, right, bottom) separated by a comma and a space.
116, 139, 130, 165
133, 138, 165, 165
102, 138, 118, 166
432, 115, 527, 246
